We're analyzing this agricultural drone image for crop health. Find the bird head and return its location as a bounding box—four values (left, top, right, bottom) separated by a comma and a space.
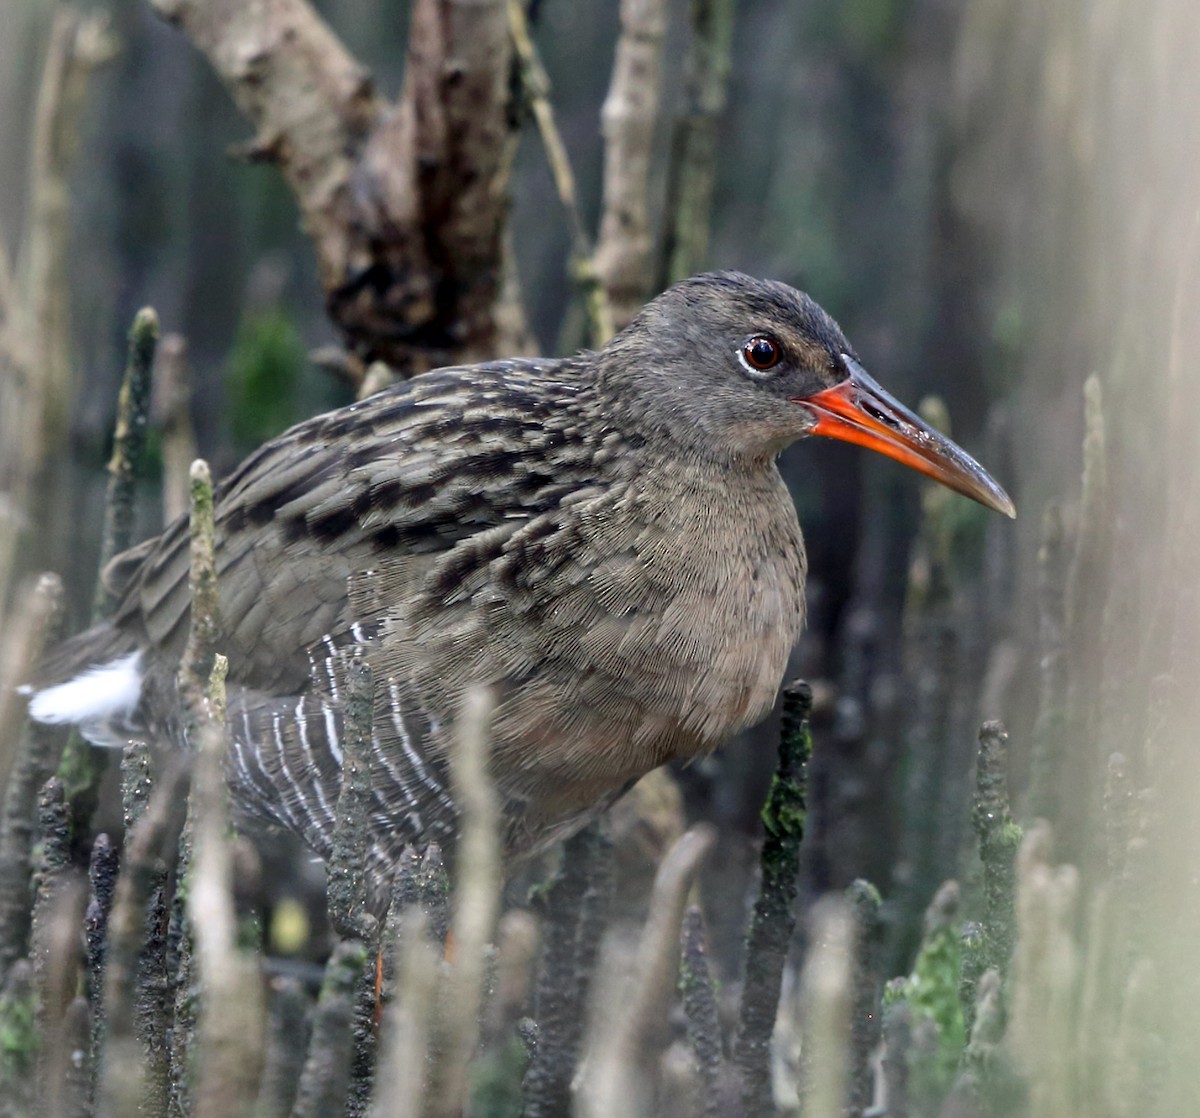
605, 271, 1015, 518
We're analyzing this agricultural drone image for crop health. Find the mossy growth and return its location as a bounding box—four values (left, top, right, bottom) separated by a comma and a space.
885, 893, 967, 1104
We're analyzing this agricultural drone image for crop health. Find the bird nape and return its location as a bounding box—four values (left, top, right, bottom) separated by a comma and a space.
26, 271, 1013, 911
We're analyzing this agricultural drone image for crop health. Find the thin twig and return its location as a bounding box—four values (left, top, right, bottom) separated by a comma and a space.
55, 307, 160, 834
658, 0, 734, 286
183, 454, 265, 1118
594, 0, 669, 329
8, 10, 118, 477
507, 0, 614, 344
93, 307, 159, 619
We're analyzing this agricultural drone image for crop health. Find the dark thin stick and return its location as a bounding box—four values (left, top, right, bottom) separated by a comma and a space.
346, 968, 379, 1118
679, 906, 724, 1118
521, 822, 614, 1118
29, 782, 78, 1117
85, 832, 119, 1089
119, 731, 173, 1118
734, 679, 813, 1115
56, 307, 158, 834
29, 777, 72, 964
135, 870, 173, 1114
0, 574, 63, 980
289, 939, 368, 1118
167, 818, 195, 1118
97, 758, 191, 1118
93, 307, 159, 619
120, 738, 155, 830
256, 978, 312, 1118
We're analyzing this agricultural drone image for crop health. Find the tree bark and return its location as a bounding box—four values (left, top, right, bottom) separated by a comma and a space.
149, 0, 520, 373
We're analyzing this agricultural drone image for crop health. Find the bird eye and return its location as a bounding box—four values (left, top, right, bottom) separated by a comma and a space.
740, 336, 782, 374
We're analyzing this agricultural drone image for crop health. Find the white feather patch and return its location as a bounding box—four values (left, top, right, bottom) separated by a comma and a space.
27, 651, 144, 727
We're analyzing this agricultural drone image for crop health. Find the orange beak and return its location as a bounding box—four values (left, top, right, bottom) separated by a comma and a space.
795, 356, 1016, 518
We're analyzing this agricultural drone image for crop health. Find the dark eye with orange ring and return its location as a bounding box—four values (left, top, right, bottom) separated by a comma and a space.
740, 336, 782, 373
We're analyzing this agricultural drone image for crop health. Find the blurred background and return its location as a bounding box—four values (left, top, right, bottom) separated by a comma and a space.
1, 0, 1197, 1112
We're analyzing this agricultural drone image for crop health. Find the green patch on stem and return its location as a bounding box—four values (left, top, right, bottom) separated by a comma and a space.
887, 888, 967, 1102
0, 982, 37, 1082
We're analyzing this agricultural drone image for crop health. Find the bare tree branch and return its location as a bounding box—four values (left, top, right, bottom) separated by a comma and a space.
0, 10, 116, 610
507, 0, 613, 345
17, 10, 118, 455
148, 0, 517, 372
659, 0, 734, 286
594, 0, 668, 330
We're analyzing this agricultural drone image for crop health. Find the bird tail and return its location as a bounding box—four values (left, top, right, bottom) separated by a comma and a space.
22, 623, 144, 741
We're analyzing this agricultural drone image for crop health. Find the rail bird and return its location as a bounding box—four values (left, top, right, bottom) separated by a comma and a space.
28, 272, 1014, 907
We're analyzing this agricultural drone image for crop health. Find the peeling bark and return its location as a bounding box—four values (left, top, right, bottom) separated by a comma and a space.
149, 0, 517, 372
